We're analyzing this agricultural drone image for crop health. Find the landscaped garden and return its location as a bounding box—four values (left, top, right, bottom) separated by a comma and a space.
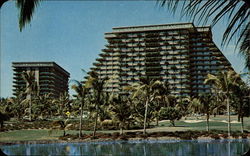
1, 70, 250, 145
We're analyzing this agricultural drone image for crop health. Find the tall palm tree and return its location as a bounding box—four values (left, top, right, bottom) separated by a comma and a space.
71, 80, 88, 138
204, 70, 241, 136
125, 77, 163, 134
22, 70, 39, 121
159, 0, 250, 69
85, 71, 108, 138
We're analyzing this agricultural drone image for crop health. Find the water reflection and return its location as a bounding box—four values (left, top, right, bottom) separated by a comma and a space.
1, 139, 249, 156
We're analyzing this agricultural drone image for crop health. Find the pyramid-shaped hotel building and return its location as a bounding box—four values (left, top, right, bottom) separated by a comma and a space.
89, 23, 233, 97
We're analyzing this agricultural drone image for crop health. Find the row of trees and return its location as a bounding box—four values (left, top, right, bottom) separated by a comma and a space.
0, 70, 250, 137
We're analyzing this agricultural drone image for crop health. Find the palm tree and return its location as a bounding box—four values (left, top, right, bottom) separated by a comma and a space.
153, 81, 170, 126
49, 119, 73, 137
52, 92, 70, 118
22, 70, 39, 121
34, 93, 53, 119
232, 81, 250, 133
175, 96, 190, 119
71, 80, 88, 138
0, 111, 10, 130
198, 93, 216, 132
85, 71, 108, 138
7, 91, 26, 119
125, 77, 163, 134
108, 94, 132, 134
204, 70, 241, 136
188, 97, 202, 119
159, 0, 250, 69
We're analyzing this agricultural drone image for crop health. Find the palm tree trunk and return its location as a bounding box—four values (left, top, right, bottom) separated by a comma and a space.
93, 112, 98, 138
93, 103, 98, 138
143, 97, 149, 135
206, 113, 210, 132
120, 127, 123, 135
227, 97, 231, 136
119, 122, 124, 135
63, 129, 66, 137
156, 116, 159, 126
29, 94, 32, 121
171, 120, 175, 127
79, 100, 84, 138
241, 116, 244, 134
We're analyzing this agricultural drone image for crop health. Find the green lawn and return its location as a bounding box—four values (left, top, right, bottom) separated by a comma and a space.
158, 115, 250, 132
1, 115, 250, 142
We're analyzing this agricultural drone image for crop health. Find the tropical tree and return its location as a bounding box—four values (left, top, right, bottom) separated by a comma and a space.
198, 93, 216, 132
204, 70, 241, 136
125, 77, 163, 134
129, 96, 152, 128
159, 0, 250, 69
0, 111, 10, 130
231, 81, 250, 133
52, 92, 71, 118
0, 98, 8, 113
175, 96, 190, 119
159, 107, 182, 127
49, 119, 73, 137
22, 70, 39, 121
71, 80, 88, 138
152, 81, 170, 126
33, 93, 53, 119
85, 71, 108, 138
188, 97, 202, 119
108, 94, 132, 134
7, 91, 26, 119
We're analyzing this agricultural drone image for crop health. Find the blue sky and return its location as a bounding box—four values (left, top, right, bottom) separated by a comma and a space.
0, 1, 245, 98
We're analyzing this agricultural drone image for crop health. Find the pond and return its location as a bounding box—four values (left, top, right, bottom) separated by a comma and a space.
1, 139, 249, 156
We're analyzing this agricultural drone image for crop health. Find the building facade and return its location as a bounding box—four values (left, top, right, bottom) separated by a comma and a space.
90, 23, 233, 97
12, 62, 70, 98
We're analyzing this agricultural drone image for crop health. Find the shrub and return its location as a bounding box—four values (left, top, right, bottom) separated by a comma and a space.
220, 133, 228, 139
112, 132, 120, 139
119, 135, 128, 140
159, 107, 182, 127
231, 132, 240, 138
179, 132, 192, 140
139, 134, 148, 139
210, 134, 220, 140
241, 133, 248, 139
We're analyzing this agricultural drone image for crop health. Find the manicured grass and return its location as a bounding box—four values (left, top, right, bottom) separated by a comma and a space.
159, 115, 250, 132
0, 129, 60, 142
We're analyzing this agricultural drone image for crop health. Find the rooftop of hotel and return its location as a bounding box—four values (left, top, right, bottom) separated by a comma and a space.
105, 23, 211, 34
12, 62, 70, 76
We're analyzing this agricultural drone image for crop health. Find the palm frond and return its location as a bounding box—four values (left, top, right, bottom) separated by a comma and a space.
16, 0, 40, 31
239, 23, 250, 69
